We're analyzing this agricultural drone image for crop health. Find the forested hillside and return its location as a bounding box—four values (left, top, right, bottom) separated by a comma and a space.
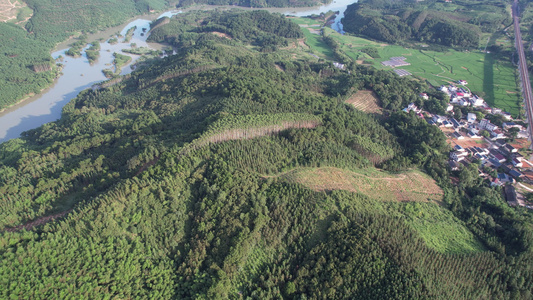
342, 0, 511, 48
0, 22, 57, 109
1, 10, 533, 299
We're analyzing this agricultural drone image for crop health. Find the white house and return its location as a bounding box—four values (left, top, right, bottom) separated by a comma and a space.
452, 131, 464, 139
333, 62, 345, 70
471, 95, 484, 107
503, 122, 523, 130
467, 113, 476, 123
490, 129, 505, 140
459, 98, 470, 107
512, 158, 523, 168
479, 119, 498, 132
446, 104, 454, 112
419, 93, 429, 100
450, 151, 468, 161
403, 103, 421, 113
504, 144, 518, 153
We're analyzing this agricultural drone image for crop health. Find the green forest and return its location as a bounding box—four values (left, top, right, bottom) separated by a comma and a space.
1, 9, 533, 299
342, 0, 512, 48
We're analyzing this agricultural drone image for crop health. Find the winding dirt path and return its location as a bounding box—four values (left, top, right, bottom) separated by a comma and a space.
4, 209, 73, 232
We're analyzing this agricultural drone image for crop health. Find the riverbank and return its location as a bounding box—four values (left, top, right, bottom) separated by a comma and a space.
0, 1, 355, 143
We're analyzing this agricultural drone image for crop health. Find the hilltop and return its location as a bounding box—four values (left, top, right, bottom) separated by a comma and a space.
1, 9, 533, 299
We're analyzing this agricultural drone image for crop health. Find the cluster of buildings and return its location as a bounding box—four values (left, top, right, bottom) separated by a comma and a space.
449, 140, 525, 187
438, 83, 513, 120
403, 80, 533, 206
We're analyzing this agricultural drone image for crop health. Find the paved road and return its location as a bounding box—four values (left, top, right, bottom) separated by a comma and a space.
512, 0, 533, 149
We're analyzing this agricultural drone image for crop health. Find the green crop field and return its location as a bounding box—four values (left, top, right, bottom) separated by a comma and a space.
317, 26, 522, 116
290, 17, 334, 59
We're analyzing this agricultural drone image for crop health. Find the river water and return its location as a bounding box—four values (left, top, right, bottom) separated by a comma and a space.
0, 0, 355, 143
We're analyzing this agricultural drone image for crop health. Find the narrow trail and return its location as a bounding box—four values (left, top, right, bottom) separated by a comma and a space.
4, 209, 73, 232
3, 158, 161, 233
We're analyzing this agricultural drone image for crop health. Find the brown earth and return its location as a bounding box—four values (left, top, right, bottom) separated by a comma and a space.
0, 0, 31, 24
345, 90, 382, 114
210, 31, 232, 39
442, 127, 488, 149
276, 167, 443, 203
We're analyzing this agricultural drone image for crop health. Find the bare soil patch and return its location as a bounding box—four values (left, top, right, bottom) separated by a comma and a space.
442, 127, 487, 149
274, 64, 285, 72
210, 31, 232, 39
0, 0, 31, 24
297, 39, 309, 49
345, 90, 382, 114
278, 167, 443, 203
510, 138, 529, 150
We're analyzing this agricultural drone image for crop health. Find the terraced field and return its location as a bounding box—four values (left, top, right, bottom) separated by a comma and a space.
345, 90, 382, 114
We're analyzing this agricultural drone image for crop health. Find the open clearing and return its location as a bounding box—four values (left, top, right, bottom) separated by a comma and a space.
0, 0, 32, 24
290, 17, 334, 59
277, 167, 444, 203
345, 90, 382, 114
318, 26, 521, 117
210, 31, 232, 39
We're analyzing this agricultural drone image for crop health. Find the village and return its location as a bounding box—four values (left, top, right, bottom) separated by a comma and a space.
403, 80, 533, 209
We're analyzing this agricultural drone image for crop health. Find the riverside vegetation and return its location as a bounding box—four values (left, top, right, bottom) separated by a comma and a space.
1, 10, 533, 299
0, 0, 331, 111
0, 0, 171, 111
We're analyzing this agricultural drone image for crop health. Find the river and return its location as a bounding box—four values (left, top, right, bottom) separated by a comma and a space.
0, 0, 355, 143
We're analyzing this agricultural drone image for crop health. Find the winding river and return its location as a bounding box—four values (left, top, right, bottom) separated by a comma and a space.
0, 0, 355, 143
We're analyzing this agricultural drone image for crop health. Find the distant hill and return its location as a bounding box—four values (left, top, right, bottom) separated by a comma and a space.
342, 0, 511, 48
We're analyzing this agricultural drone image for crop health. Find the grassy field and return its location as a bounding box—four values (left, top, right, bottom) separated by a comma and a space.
279, 167, 443, 203
289, 17, 334, 60
397, 202, 486, 254
317, 26, 521, 116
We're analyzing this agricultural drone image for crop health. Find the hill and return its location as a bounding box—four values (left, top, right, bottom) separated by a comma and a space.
1, 10, 533, 299
341, 0, 512, 48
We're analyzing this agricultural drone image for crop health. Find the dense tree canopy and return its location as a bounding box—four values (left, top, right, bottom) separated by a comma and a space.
340, 0, 502, 48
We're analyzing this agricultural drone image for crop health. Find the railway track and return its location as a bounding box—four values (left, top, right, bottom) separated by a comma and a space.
512, 0, 533, 149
